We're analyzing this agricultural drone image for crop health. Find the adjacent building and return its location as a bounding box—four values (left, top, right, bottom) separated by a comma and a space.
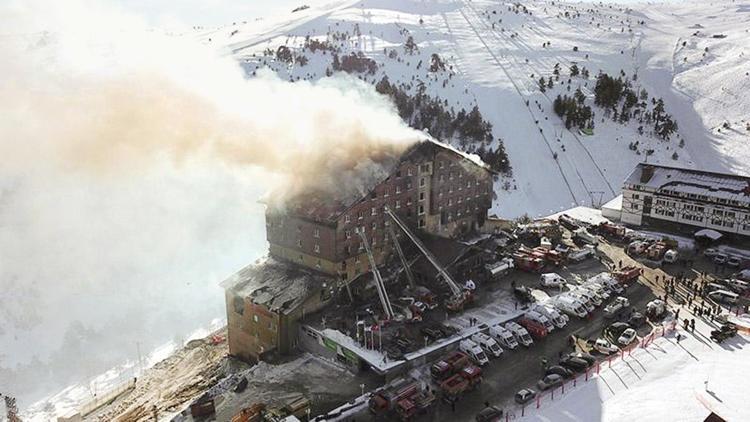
221, 258, 335, 363
620, 163, 750, 237
265, 139, 494, 281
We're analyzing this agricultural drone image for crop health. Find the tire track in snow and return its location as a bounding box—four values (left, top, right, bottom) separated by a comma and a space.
455, 6, 580, 206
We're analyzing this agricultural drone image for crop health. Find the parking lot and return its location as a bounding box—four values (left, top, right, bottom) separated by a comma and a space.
320, 217, 750, 422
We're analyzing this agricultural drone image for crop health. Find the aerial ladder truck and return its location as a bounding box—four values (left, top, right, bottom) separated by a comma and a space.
383, 207, 472, 312
356, 227, 395, 320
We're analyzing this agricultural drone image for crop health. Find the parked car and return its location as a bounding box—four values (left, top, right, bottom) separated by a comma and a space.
617, 328, 637, 345
628, 312, 646, 327
708, 290, 739, 305
594, 338, 619, 355
572, 353, 596, 366
475, 406, 504, 422
559, 356, 589, 372
605, 322, 632, 340
545, 365, 573, 379
515, 388, 537, 404
421, 327, 444, 341
727, 256, 742, 268
704, 248, 720, 258
713, 254, 728, 265
537, 374, 564, 391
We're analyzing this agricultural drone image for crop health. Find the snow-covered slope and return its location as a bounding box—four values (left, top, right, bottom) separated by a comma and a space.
200, 0, 750, 218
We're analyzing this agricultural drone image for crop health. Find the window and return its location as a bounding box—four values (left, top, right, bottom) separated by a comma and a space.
233, 296, 244, 315
467, 181, 471, 188
419, 219, 426, 228
396, 170, 402, 178
407, 198, 412, 206
449, 172, 454, 180
439, 174, 445, 182
711, 209, 724, 226
439, 161, 445, 169
297, 239, 302, 247
355, 255, 361, 263
253, 314, 259, 323
345, 214, 351, 223
449, 198, 453, 206
407, 167, 413, 176
316, 259, 321, 269
314, 244, 320, 253
357, 211, 364, 220
420, 164, 430, 172
371, 207, 377, 216
439, 190, 444, 197
458, 196, 462, 203
406, 182, 412, 189
420, 177, 426, 187
419, 192, 425, 201
345, 245, 351, 255
358, 242, 364, 251
371, 221, 377, 230
345, 229, 351, 239
384, 189, 389, 197
396, 185, 402, 194
395, 200, 401, 209
313, 228, 320, 238
418, 205, 425, 215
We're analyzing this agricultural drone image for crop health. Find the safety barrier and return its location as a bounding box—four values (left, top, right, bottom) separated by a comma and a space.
510, 320, 677, 419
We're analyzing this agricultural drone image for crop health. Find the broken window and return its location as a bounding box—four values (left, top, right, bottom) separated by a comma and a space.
233, 296, 244, 315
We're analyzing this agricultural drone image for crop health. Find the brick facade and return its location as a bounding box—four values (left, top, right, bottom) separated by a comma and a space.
265, 142, 494, 281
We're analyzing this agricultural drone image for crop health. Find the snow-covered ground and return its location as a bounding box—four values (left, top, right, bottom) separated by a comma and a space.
200, 0, 750, 218
7, 0, 750, 418
517, 317, 750, 421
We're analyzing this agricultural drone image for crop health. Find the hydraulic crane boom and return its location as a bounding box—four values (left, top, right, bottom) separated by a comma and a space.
383, 207, 463, 297
387, 223, 416, 290
356, 227, 395, 320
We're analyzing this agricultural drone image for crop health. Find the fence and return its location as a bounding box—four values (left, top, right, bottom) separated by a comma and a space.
503, 320, 677, 421
79, 378, 137, 417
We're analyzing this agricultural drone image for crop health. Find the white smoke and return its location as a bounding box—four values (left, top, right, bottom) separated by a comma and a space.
0, 0, 420, 407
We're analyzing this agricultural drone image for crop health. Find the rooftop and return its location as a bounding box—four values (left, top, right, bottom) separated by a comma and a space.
625, 163, 750, 206
221, 256, 333, 315
273, 139, 491, 224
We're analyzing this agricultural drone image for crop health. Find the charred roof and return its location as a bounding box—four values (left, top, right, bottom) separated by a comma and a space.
269, 139, 491, 224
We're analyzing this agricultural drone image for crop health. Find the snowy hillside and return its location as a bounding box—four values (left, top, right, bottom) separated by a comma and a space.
200, 0, 750, 218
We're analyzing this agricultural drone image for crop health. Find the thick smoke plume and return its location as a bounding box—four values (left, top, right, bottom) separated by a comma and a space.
0, 0, 419, 409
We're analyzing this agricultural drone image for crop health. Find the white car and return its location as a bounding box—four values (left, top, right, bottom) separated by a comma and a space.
594, 338, 619, 355
617, 328, 637, 345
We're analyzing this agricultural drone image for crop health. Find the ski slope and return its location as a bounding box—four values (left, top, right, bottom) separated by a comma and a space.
201, 0, 750, 218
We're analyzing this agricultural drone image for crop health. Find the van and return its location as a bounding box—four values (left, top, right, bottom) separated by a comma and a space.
540, 273, 566, 288
587, 272, 622, 294
526, 310, 555, 332
724, 278, 750, 293
532, 304, 568, 328
708, 290, 739, 305
582, 282, 610, 301
570, 289, 599, 308
504, 322, 534, 347
471, 333, 503, 358
554, 295, 588, 318
489, 325, 518, 349
459, 339, 489, 366
573, 228, 599, 245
